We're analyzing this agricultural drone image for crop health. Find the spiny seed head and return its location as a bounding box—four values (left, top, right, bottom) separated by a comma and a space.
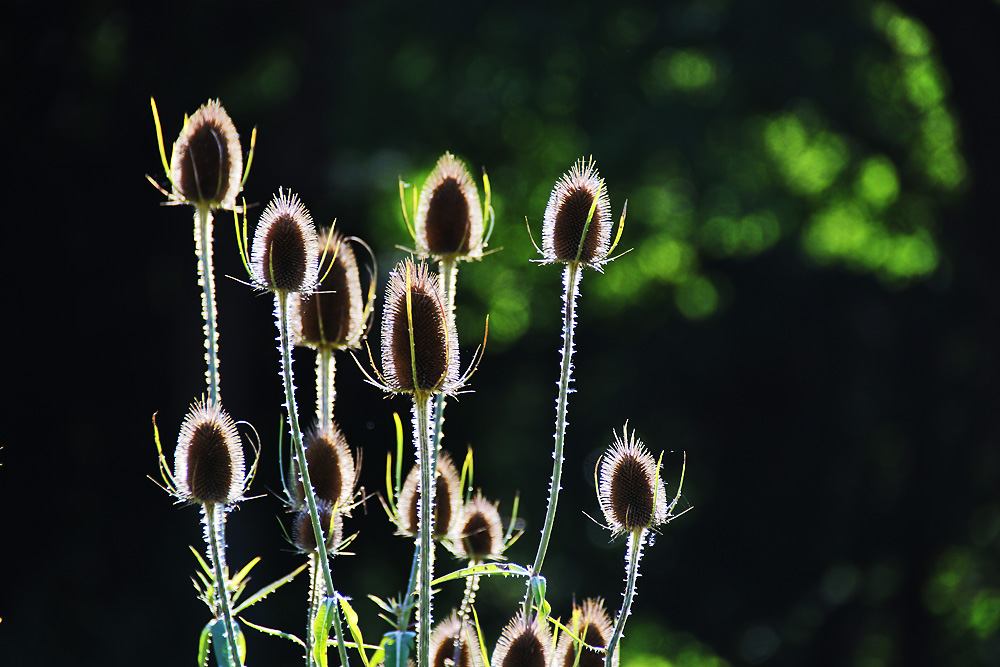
598, 427, 667, 535
491, 612, 552, 667
416, 152, 484, 260
380, 259, 459, 395
292, 501, 343, 554
429, 613, 485, 667
397, 453, 461, 538
294, 230, 365, 349
289, 424, 356, 512
455, 493, 504, 562
169, 100, 243, 209
173, 398, 245, 505
250, 189, 320, 293
553, 599, 615, 667
542, 157, 612, 266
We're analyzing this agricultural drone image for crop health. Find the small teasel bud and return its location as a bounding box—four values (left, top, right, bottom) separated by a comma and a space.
169, 100, 243, 209
292, 501, 344, 553
552, 598, 614, 667
380, 259, 459, 394
295, 230, 365, 349
174, 398, 245, 505
542, 157, 612, 265
455, 493, 504, 562
250, 189, 320, 293
397, 453, 461, 538
598, 427, 668, 535
416, 152, 485, 260
491, 612, 552, 667
289, 424, 356, 511
429, 613, 485, 667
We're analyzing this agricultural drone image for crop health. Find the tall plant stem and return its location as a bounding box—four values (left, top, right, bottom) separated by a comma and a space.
531, 262, 582, 582
194, 204, 221, 405
413, 392, 436, 667
205, 502, 240, 667
277, 291, 349, 667
431, 257, 458, 457
317, 347, 335, 431
606, 529, 646, 667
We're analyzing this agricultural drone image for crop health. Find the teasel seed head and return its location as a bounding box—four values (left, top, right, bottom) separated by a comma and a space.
416, 152, 485, 260
289, 424, 356, 512
598, 427, 668, 535
250, 189, 320, 293
173, 398, 246, 505
295, 229, 366, 349
553, 599, 615, 667
292, 500, 344, 554
429, 613, 485, 667
380, 259, 459, 395
454, 493, 504, 562
542, 157, 613, 266
168, 100, 244, 209
397, 453, 461, 538
491, 612, 552, 667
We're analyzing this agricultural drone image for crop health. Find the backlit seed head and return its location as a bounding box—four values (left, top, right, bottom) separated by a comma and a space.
553, 599, 615, 667
250, 189, 320, 293
598, 428, 667, 535
169, 100, 243, 209
454, 493, 504, 562
491, 612, 552, 667
542, 157, 612, 266
380, 259, 459, 394
416, 152, 484, 260
397, 453, 461, 538
173, 398, 245, 505
294, 230, 365, 349
289, 424, 356, 512
429, 613, 485, 667
292, 501, 344, 554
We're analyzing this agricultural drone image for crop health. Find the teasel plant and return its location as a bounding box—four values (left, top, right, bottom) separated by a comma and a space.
551, 598, 615, 667
359, 258, 484, 667
235, 189, 355, 667
595, 425, 689, 666
525, 157, 627, 617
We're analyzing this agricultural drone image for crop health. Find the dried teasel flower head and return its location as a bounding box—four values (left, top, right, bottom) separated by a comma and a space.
415, 152, 485, 260
541, 157, 615, 267
597, 426, 668, 536
429, 613, 485, 667
288, 424, 356, 512
294, 229, 366, 349
552, 598, 615, 667
454, 493, 504, 562
379, 259, 459, 395
173, 398, 246, 505
250, 189, 320, 293
292, 500, 344, 554
167, 100, 244, 209
397, 453, 462, 538
491, 612, 553, 667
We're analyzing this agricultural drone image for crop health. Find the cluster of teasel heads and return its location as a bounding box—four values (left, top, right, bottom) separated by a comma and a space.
150, 99, 688, 667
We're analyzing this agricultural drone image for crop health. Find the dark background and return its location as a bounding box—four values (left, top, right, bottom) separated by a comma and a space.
6, 0, 1000, 665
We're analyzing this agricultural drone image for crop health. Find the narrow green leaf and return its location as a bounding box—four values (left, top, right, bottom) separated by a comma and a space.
312, 597, 337, 667
231, 557, 261, 588
234, 563, 308, 614
431, 562, 531, 586
339, 595, 370, 667
241, 618, 305, 647
198, 620, 213, 667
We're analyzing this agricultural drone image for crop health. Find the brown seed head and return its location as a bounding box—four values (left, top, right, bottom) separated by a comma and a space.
174, 398, 245, 505
380, 259, 458, 394
455, 493, 504, 562
169, 100, 243, 209
416, 152, 484, 260
542, 157, 612, 266
598, 427, 667, 535
429, 613, 485, 667
251, 189, 320, 293
491, 612, 552, 667
292, 501, 343, 554
397, 453, 461, 538
552, 599, 615, 667
290, 424, 356, 512
295, 230, 365, 349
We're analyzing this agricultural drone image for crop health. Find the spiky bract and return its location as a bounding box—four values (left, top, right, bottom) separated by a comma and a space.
542, 157, 612, 266
250, 189, 320, 293
173, 398, 245, 505
598, 428, 667, 535
491, 612, 552, 667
